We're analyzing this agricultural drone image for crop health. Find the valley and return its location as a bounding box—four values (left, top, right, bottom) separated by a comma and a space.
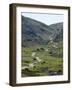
21, 15, 63, 77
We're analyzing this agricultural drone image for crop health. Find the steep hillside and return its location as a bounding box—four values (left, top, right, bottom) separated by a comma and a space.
21, 15, 63, 47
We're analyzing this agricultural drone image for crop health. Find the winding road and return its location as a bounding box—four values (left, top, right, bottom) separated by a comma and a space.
22, 52, 42, 70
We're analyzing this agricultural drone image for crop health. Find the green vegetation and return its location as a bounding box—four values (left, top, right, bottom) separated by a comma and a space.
21, 16, 63, 77
21, 44, 63, 77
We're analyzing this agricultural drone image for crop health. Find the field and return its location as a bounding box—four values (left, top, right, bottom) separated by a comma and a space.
21, 44, 63, 77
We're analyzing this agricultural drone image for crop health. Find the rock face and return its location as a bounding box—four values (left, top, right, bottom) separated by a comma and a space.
21, 15, 63, 47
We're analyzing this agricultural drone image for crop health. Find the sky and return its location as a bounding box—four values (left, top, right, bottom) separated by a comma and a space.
21, 12, 64, 25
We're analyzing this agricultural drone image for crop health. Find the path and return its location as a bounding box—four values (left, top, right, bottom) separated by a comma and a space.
31, 52, 36, 57
36, 57, 41, 62
21, 66, 28, 70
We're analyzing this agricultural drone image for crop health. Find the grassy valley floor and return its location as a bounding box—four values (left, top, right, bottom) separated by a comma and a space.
21, 45, 63, 77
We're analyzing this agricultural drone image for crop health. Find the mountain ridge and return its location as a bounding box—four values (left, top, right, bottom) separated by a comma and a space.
21, 15, 63, 47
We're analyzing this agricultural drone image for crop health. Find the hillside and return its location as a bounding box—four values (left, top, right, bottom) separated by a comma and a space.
21, 15, 63, 47
49, 22, 63, 42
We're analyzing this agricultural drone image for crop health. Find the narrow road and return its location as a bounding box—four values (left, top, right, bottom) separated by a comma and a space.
22, 49, 49, 70
21, 66, 28, 70
31, 52, 36, 57
36, 57, 41, 62
32, 52, 42, 62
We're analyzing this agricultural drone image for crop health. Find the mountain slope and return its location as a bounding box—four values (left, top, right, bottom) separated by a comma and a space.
49, 23, 63, 42
21, 15, 63, 47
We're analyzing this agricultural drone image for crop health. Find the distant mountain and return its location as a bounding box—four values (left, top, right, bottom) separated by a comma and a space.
49, 22, 63, 31
21, 15, 63, 47
49, 23, 63, 42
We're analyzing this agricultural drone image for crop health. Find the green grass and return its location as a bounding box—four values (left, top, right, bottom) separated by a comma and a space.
21, 45, 63, 77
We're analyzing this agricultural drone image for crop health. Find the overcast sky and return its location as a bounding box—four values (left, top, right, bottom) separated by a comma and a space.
21, 12, 64, 25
